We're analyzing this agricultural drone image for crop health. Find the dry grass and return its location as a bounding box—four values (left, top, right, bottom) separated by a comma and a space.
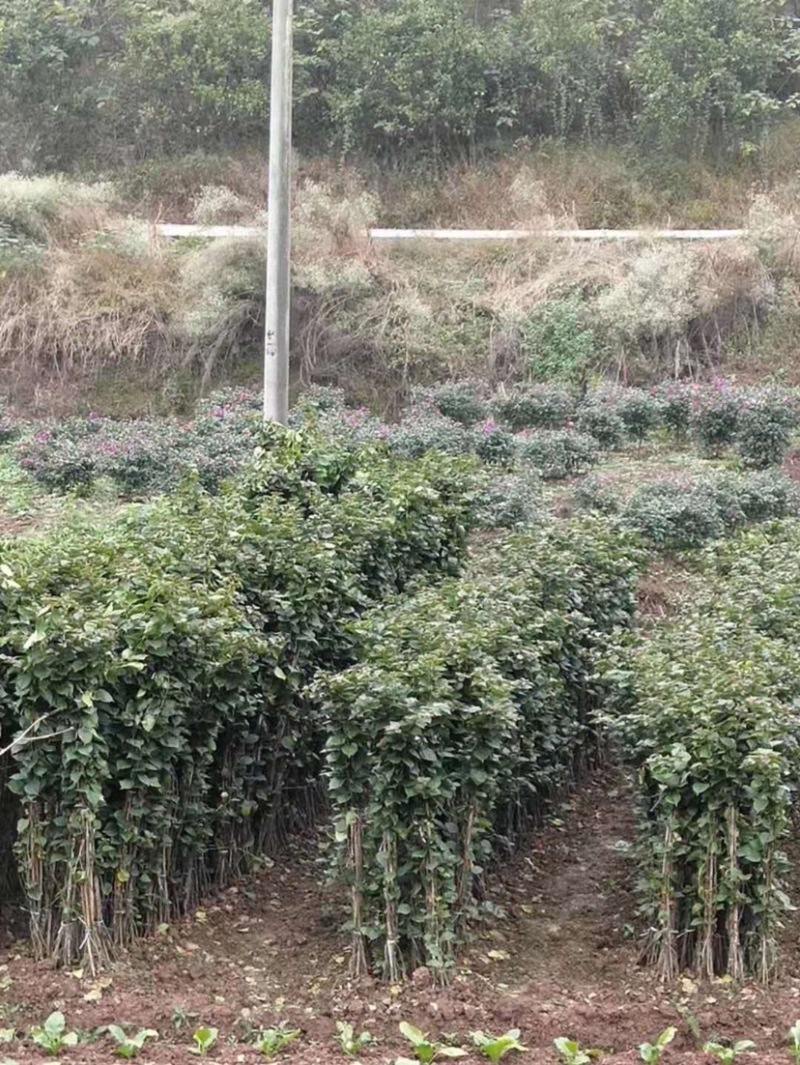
4, 149, 800, 413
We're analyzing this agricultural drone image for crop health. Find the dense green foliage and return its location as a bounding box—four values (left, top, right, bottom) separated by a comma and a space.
606, 521, 800, 980
0, 428, 472, 970
611, 471, 800, 550
320, 519, 639, 980
0, 0, 797, 169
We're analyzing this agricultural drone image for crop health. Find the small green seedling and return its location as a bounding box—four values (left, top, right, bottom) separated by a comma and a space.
553, 1037, 602, 1065
107, 1025, 158, 1059
189, 1026, 219, 1057
702, 1041, 755, 1064
29, 1012, 78, 1056
639, 1027, 676, 1063
172, 1006, 199, 1031
336, 1020, 372, 1057
0, 1032, 13, 1045
396, 1022, 467, 1063
253, 1024, 300, 1058
790, 1021, 800, 1064
471, 1028, 527, 1060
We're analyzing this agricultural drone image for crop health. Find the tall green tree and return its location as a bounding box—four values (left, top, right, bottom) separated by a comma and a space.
631, 0, 799, 159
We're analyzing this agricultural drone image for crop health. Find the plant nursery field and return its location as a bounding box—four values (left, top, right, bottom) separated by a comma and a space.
4, 381, 800, 1064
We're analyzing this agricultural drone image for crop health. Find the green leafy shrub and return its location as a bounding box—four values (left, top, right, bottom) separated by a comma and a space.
607, 521, 800, 981
0, 402, 20, 445
0, 429, 474, 970
473, 421, 518, 467
653, 381, 695, 440
517, 428, 598, 479
689, 383, 741, 456
16, 433, 97, 493
520, 298, 596, 384
389, 409, 475, 459
573, 475, 620, 515
735, 387, 798, 468
472, 470, 543, 529
622, 478, 723, 549
421, 381, 488, 427
493, 385, 575, 431
575, 404, 625, 450
620, 471, 799, 550
321, 519, 639, 980
614, 388, 663, 445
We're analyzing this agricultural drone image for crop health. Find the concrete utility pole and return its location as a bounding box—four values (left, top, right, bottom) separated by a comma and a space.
263, 0, 293, 424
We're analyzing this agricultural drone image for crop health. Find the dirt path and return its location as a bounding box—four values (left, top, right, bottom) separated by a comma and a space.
2, 773, 800, 1064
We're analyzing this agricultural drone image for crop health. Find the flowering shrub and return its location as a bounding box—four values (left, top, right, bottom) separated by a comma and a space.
473, 420, 517, 466
17, 433, 97, 492
575, 404, 625, 449
493, 385, 575, 431
517, 428, 599, 480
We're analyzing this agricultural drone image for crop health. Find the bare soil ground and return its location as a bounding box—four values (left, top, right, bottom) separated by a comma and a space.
2, 774, 800, 1064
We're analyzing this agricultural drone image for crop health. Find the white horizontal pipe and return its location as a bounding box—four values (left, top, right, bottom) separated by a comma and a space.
152, 223, 747, 242
368, 227, 747, 242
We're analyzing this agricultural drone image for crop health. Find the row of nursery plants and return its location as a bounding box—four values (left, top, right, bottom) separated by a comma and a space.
21, 1012, 796, 1063
606, 520, 800, 982
319, 518, 641, 982
0, 427, 474, 971
5, 377, 798, 502
423, 379, 800, 469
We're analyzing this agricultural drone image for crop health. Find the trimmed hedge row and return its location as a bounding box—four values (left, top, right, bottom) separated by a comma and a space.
10, 379, 799, 503
320, 519, 640, 982
606, 520, 800, 982
578, 469, 799, 550
0, 428, 473, 970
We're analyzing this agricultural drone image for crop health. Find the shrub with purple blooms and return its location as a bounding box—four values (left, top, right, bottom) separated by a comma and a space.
17, 432, 97, 492
473, 420, 517, 466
